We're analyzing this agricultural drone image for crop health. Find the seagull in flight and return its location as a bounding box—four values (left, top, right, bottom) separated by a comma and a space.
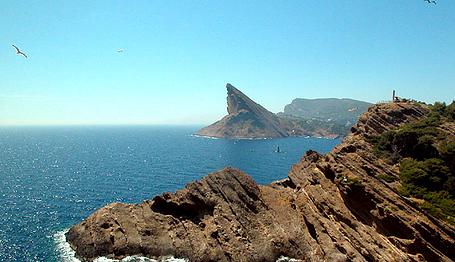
424, 0, 436, 4
12, 45, 28, 58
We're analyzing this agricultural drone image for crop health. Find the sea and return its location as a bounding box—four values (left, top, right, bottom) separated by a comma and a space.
0, 126, 341, 261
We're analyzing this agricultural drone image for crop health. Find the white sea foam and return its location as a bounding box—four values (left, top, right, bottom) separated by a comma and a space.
190, 134, 220, 140
53, 229, 81, 262
192, 134, 273, 140
94, 256, 187, 262
53, 229, 187, 262
276, 256, 301, 262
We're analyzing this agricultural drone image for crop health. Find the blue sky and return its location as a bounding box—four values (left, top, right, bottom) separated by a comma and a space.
1, 1, 454, 125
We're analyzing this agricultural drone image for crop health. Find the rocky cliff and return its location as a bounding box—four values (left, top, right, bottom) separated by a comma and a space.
280, 98, 372, 136
196, 84, 289, 138
66, 101, 455, 261
196, 84, 340, 139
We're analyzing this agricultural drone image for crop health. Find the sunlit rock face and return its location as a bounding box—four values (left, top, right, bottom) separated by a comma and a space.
196, 83, 289, 138
196, 83, 343, 139
67, 101, 455, 262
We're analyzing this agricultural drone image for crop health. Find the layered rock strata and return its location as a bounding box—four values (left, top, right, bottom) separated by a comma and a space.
196, 84, 339, 139
67, 102, 455, 261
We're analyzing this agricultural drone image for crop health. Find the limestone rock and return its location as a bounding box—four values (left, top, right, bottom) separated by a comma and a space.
196, 84, 289, 138
67, 101, 455, 261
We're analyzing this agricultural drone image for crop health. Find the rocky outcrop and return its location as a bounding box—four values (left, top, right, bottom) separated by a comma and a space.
196, 84, 289, 138
67, 101, 455, 261
196, 84, 339, 139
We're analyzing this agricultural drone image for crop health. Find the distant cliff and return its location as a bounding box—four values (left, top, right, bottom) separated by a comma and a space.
279, 98, 372, 136
66, 101, 454, 261
196, 84, 289, 138
282, 98, 371, 121
196, 84, 341, 139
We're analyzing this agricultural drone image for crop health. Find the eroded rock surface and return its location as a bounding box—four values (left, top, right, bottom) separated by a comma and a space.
196, 84, 289, 138
67, 102, 455, 261
196, 84, 340, 139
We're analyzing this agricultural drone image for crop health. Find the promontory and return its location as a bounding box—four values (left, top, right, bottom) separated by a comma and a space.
195, 84, 343, 139
66, 100, 455, 261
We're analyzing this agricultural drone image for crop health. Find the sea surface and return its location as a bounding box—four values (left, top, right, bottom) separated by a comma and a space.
0, 126, 341, 261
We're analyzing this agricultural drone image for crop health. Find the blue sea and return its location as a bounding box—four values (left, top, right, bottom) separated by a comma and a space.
0, 126, 340, 261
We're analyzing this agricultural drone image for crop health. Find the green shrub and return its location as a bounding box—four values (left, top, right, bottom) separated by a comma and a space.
446, 101, 455, 120
420, 191, 455, 225
431, 102, 447, 116
369, 101, 454, 224
400, 158, 449, 191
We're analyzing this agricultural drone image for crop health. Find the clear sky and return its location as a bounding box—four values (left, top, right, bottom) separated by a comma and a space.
1, 1, 454, 125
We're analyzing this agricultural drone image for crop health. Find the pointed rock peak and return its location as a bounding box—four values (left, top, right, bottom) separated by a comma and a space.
226, 83, 247, 96
226, 83, 237, 93
197, 83, 289, 138
226, 83, 247, 102
225, 83, 258, 115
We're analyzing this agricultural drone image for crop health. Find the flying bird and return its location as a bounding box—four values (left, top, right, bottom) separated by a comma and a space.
12, 45, 28, 58
424, 0, 436, 4
117, 49, 124, 53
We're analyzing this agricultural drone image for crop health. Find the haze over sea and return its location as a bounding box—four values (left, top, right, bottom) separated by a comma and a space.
0, 126, 340, 261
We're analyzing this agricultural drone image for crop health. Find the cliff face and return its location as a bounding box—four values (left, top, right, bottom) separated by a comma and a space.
67, 102, 455, 261
280, 98, 372, 136
282, 98, 371, 123
196, 84, 289, 138
197, 84, 367, 139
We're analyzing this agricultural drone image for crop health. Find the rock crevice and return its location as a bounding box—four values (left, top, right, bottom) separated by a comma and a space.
67, 102, 455, 261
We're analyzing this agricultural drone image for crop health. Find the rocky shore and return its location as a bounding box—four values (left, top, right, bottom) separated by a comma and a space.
67, 101, 455, 261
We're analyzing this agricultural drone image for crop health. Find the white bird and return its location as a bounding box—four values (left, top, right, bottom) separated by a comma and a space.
117, 49, 124, 53
12, 45, 28, 58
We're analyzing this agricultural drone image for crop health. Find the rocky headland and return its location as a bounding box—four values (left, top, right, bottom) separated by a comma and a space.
279, 98, 372, 136
195, 84, 340, 139
66, 101, 455, 261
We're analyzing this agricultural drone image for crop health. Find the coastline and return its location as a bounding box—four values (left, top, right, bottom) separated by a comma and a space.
192, 133, 340, 140
65, 102, 455, 261
54, 229, 188, 262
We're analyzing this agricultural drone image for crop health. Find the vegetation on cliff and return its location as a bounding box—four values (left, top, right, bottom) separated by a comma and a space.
68, 101, 455, 261
280, 98, 371, 136
370, 101, 455, 224
196, 84, 344, 138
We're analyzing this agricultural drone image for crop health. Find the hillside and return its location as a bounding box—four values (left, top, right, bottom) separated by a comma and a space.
281, 98, 371, 131
66, 101, 454, 261
368, 101, 455, 225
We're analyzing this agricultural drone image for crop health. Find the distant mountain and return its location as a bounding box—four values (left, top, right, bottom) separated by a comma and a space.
195, 84, 341, 139
281, 98, 372, 125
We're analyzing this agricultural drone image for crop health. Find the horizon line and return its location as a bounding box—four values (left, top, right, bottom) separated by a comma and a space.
0, 123, 207, 127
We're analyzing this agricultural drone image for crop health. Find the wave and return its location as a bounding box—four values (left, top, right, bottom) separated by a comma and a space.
192, 134, 271, 140
190, 134, 220, 140
276, 256, 301, 262
94, 256, 187, 262
54, 229, 297, 262
53, 229, 81, 262
53, 229, 187, 262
